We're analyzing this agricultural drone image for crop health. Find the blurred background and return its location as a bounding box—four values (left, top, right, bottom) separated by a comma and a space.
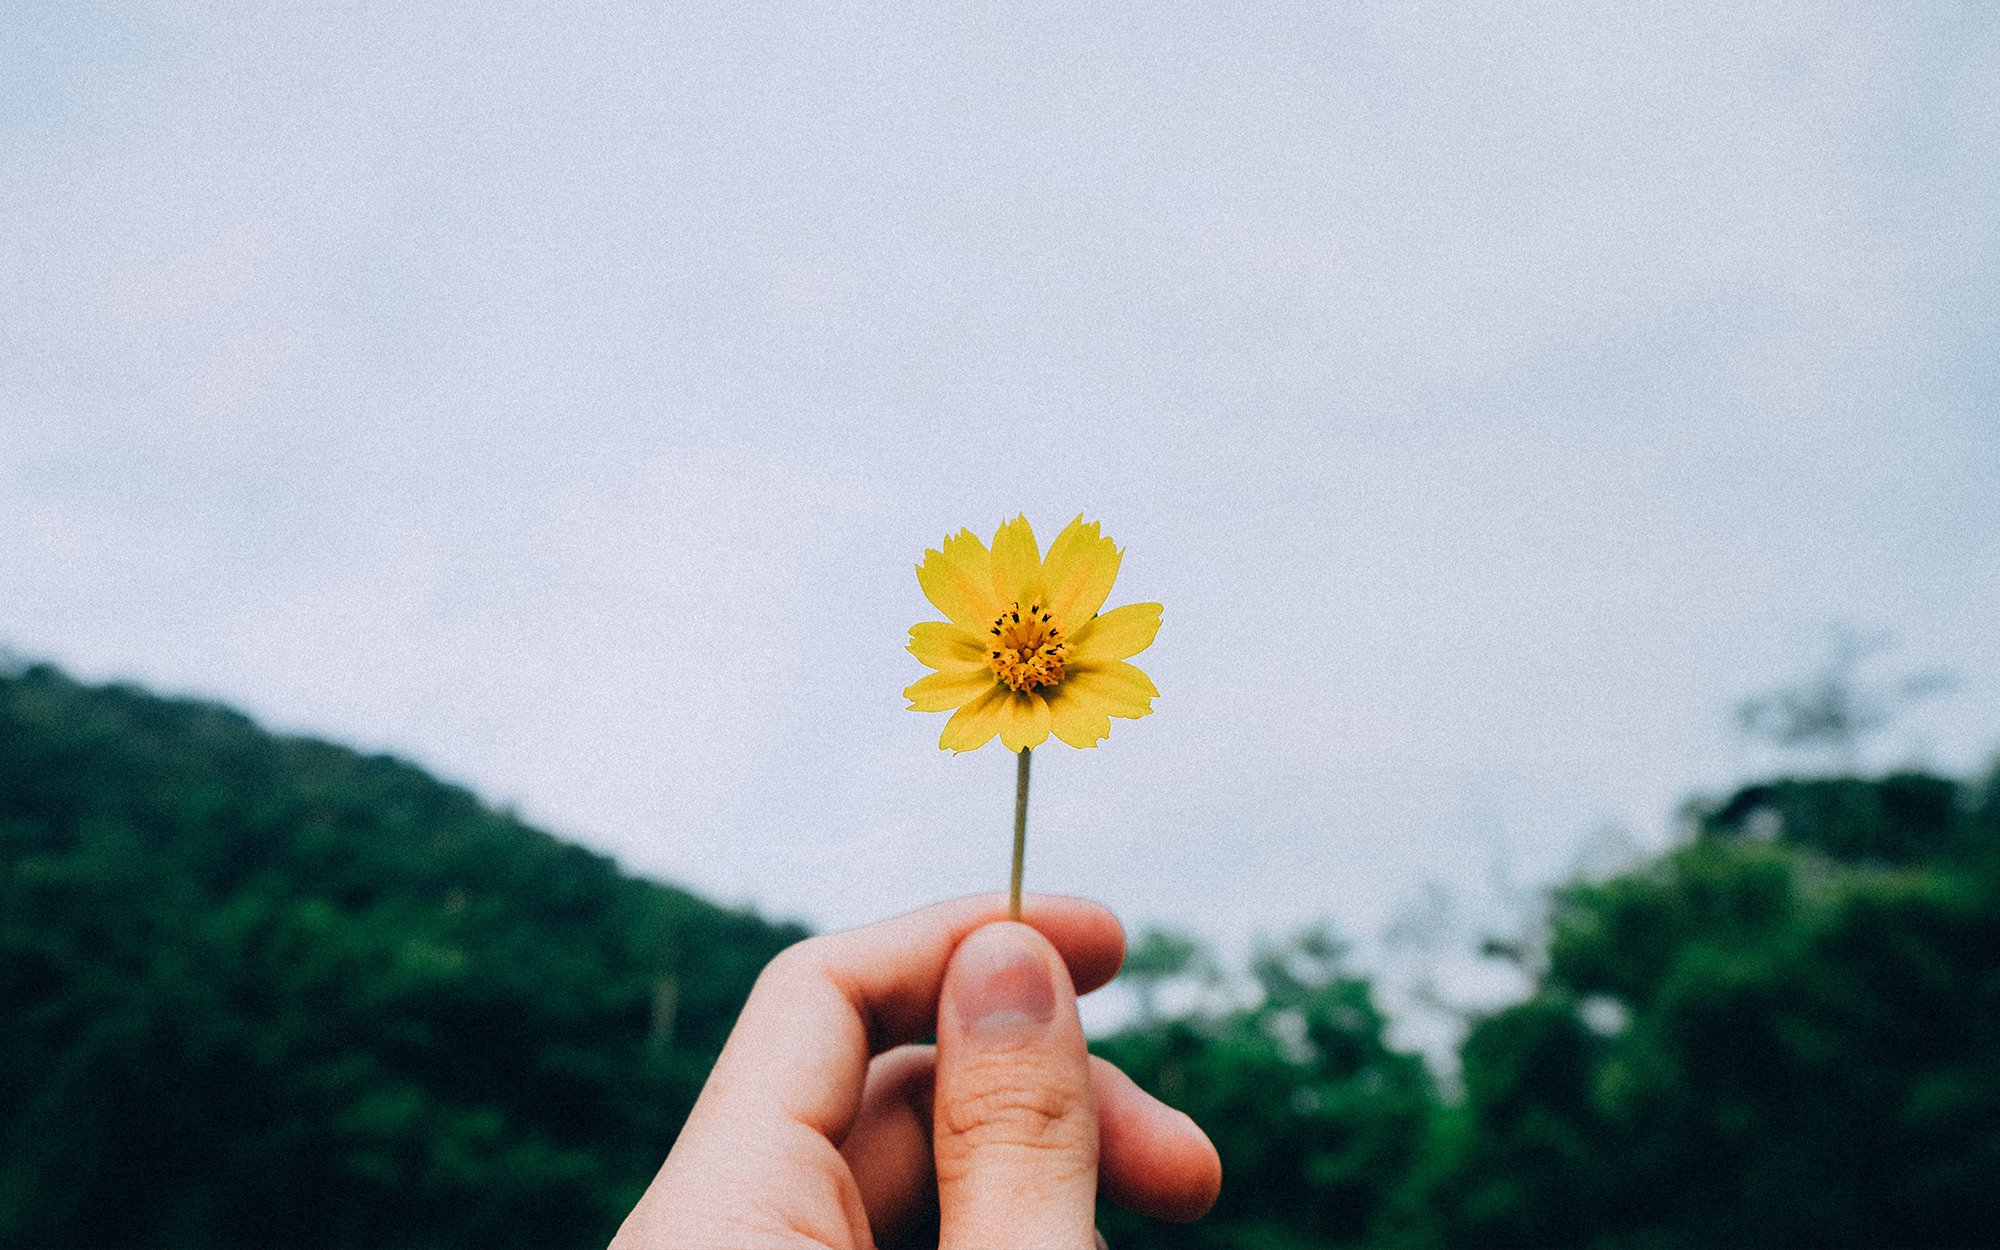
3, 2, 1996, 1247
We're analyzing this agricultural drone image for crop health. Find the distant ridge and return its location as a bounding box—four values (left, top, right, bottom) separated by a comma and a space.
0, 660, 806, 1249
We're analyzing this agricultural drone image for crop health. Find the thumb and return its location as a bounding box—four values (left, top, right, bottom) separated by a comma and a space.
933, 921, 1099, 1250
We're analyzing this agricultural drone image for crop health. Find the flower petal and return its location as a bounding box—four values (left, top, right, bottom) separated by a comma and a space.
904, 668, 997, 712
939, 684, 1010, 753
1068, 602, 1162, 663
1044, 682, 1112, 748
1060, 659, 1158, 720
996, 689, 1052, 752
917, 529, 1001, 632
988, 514, 1043, 610
907, 621, 989, 672
1040, 515, 1122, 629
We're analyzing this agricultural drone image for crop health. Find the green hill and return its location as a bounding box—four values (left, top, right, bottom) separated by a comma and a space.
8, 656, 1999, 1250
0, 660, 806, 1249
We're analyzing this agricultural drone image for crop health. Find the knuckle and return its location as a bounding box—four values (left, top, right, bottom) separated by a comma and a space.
755, 936, 826, 990
938, 1075, 1091, 1160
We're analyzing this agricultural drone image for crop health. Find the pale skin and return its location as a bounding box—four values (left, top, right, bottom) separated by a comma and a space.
610, 894, 1222, 1250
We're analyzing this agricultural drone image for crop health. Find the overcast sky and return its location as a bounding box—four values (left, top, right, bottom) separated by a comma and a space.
5, 1, 1997, 1032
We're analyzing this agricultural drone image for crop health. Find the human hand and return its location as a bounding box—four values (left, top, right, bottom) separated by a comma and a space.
610, 894, 1221, 1249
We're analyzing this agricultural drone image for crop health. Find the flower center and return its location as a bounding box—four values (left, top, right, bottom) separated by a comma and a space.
985, 601, 1070, 692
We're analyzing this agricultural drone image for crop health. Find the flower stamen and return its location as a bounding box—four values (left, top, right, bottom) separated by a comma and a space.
987, 601, 1070, 691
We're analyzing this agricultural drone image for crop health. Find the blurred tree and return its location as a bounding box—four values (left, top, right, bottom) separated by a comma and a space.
1097, 926, 1436, 1250
0, 662, 804, 1249
9, 656, 1999, 1250
1120, 928, 1213, 1024
1408, 768, 2000, 1250
1737, 626, 1953, 772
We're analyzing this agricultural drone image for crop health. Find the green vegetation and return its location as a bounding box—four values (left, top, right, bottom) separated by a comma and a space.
1410, 772, 2000, 1250
0, 661, 804, 1248
1095, 926, 1434, 1250
1099, 769, 2000, 1250
5, 659, 1997, 1248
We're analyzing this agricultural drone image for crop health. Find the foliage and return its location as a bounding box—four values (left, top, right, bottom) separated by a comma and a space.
0, 662, 805, 1250
1095, 765, 2000, 1250
1405, 768, 2000, 1250
7, 657, 1999, 1250
1118, 928, 1213, 1024
1095, 927, 1436, 1249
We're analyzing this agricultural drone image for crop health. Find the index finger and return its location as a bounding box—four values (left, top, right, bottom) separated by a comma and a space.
684, 893, 1124, 1145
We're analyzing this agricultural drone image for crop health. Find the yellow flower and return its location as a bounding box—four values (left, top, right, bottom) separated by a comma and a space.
904, 515, 1162, 752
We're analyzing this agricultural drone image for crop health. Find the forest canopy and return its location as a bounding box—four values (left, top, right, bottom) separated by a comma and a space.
0, 660, 804, 1248
3, 659, 1996, 1249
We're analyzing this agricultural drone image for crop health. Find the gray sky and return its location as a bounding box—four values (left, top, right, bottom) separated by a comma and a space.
5, 1, 1997, 1032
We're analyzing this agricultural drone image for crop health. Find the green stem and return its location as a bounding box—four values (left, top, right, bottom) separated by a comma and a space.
1009, 746, 1032, 921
